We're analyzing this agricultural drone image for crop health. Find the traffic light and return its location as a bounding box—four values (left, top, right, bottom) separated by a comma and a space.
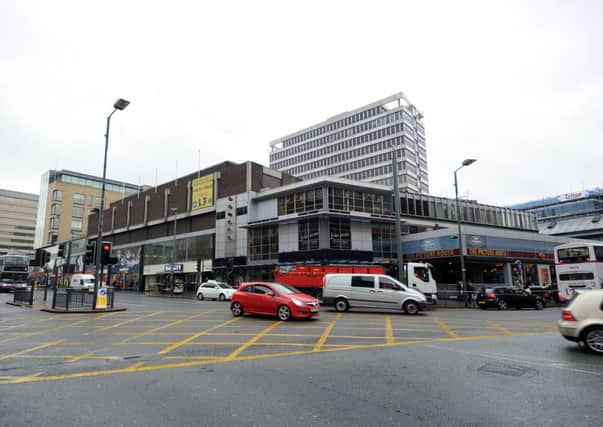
101, 242, 112, 265
42, 250, 50, 266
84, 242, 95, 265
57, 243, 65, 258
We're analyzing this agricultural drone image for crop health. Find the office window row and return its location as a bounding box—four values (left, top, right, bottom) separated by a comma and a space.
271, 107, 420, 163
273, 121, 408, 170
284, 132, 410, 176
277, 188, 324, 215
327, 187, 394, 216
276, 107, 384, 152
59, 174, 138, 194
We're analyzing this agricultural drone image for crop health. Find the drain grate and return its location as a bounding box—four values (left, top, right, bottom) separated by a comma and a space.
478, 362, 529, 377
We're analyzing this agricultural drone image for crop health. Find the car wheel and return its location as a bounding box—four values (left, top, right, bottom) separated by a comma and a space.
535, 299, 544, 310
231, 302, 244, 317
583, 327, 603, 354
334, 298, 349, 312
403, 300, 419, 315
218, 293, 225, 301
197, 292, 204, 301
277, 305, 291, 321
497, 299, 508, 310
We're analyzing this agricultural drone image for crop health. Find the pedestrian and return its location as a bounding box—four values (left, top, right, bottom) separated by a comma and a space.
468, 281, 476, 306
456, 281, 463, 301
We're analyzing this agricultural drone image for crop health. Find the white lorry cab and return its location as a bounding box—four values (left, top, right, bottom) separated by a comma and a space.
323, 273, 427, 315
404, 262, 438, 303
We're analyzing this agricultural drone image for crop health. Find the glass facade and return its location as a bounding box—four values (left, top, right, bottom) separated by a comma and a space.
143, 235, 213, 266
298, 219, 319, 251
277, 188, 323, 215
372, 223, 395, 258
329, 218, 351, 249
248, 226, 278, 261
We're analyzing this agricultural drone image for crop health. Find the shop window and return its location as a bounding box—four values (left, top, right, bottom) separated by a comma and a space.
248, 225, 278, 261
299, 219, 319, 251
329, 217, 351, 250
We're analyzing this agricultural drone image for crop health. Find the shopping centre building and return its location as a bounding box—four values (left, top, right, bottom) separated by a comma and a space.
84, 160, 576, 292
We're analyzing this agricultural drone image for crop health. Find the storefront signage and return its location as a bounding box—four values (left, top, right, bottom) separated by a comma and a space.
406, 249, 458, 259
191, 174, 214, 211
467, 248, 509, 257
164, 264, 183, 272
468, 235, 485, 248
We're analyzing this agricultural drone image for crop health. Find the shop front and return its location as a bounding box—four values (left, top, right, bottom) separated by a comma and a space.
401, 226, 570, 289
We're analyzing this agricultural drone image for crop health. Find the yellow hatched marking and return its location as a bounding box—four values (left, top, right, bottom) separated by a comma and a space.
434, 318, 458, 338
97, 311, 163, 330
120, 311, 212, 343
224, 321, 283, 360
488, 321, 515, 336
314, 313, 341, 351
159, 318, 242, 355
385, 315, 394, 344
0, 340, 64, 361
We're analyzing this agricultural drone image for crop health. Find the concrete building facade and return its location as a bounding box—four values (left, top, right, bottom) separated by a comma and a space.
34, 170, 139, 248
269, 92, 429, 193
0, 189, 38, 257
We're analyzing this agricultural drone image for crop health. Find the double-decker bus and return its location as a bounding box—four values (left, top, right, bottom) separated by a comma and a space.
0, 252, 30, 292
554, 242, 603, 303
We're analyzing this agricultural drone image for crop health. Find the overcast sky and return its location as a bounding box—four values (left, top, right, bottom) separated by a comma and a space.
1, 0, 601, 206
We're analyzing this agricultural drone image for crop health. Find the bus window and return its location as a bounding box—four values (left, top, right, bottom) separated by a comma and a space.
557, 247, 590, 263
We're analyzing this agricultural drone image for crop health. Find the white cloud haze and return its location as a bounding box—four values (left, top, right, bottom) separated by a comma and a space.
1, 0, 601, 205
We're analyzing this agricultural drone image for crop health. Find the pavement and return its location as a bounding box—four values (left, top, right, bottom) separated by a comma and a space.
1, 292, 601, 427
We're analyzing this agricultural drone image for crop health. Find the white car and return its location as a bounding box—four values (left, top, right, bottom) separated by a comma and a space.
196, 281, 236, 301
558, 289, 603, 354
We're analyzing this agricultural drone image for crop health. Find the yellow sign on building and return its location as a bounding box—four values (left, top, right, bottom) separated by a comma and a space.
192, 174, 214, 211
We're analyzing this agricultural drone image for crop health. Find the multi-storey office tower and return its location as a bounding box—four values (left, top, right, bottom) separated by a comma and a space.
269, 92, 428, 194
0, 189, 38, 257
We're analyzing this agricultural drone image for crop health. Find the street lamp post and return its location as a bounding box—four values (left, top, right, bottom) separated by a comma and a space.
391, 146, 404, 282
454, 158, 476, 308
170, 208, 178, 296
94, 98, 130, 309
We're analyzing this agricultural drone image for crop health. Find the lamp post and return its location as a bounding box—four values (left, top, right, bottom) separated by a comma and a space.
391, 145, 404, 282
170, 207, 178, 296
94, 98, 130, 309
454, 158, 476, 307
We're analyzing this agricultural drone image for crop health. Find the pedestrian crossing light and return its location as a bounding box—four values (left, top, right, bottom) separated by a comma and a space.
85, 242, 96, 265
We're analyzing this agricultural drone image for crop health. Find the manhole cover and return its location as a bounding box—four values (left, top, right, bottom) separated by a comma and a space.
478, 362, 529, 377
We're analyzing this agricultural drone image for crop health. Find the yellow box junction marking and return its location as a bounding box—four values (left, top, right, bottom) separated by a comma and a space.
97, 311, 163, 331
487, 320, 515, 336
159, 317, 241, 355
434, 318, 458, 338
120, 311, 212, 344
225, 321, 283, 360
385, 315, 394, 344
314, 313, 342, 351
0, 340, 64, 361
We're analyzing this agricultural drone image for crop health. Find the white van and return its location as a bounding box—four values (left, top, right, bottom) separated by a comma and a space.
323, 274, 427, 315
70, 274, 96, 292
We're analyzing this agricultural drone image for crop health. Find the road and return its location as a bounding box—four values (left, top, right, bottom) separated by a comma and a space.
1, 292, 601, 427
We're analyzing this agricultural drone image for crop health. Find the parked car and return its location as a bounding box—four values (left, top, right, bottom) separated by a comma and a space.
230, 282, 320, 320
197, 281, 236, 301
476, 287, 544, 310
558, 289, 603, 354
322, 273, 427, 315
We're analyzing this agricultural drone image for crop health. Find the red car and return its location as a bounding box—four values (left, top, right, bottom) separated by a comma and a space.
230, 282, 320, 321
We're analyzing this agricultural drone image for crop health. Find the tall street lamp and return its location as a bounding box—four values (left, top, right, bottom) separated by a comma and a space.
170, 207, 178, 296
454, 158, 476, 307
94, 98, 130, 309
391, 145, 404, 282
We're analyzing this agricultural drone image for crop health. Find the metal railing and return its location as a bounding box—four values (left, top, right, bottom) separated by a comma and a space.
13, 288, 34, 305
52, 288, 115, 311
